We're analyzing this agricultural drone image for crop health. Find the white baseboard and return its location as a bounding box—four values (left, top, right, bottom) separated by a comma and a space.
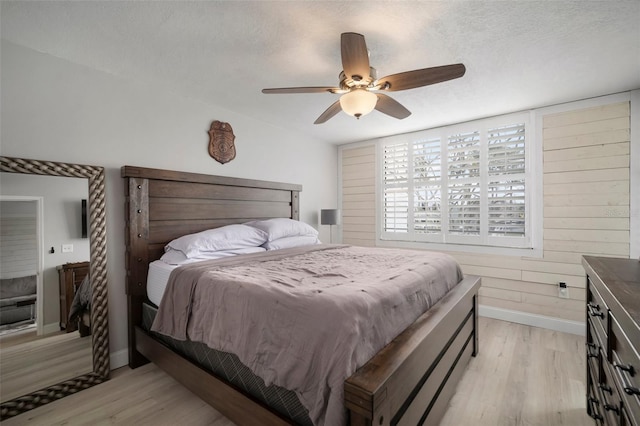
42, 323, 129, 370
42, 322, 60, 335
479, 304, 585, 336
110, 348, 129, 370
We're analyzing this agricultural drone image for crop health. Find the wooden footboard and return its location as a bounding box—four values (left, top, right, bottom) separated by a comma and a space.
345, 275, 481, 426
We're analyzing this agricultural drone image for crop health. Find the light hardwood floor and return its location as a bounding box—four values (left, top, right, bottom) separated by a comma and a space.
3, 317, 591, 425
0, 328, 45, 349
0, 332, 93, 403
438, 317, 590, 426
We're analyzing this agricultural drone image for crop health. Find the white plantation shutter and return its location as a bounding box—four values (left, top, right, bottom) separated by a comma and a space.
380, 112, 531, 249
487, 123, 526, 238
383, 142, 409, 233
413, 137, 442, 235
447, 131, 481, 237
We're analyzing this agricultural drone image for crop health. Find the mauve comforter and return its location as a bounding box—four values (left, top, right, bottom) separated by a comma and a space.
151, 244, 463, 426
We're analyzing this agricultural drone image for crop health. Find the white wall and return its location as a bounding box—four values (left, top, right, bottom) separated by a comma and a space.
0, 40, 338, 366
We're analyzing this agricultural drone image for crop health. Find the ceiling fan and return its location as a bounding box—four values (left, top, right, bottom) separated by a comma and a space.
262, 32, 466, 124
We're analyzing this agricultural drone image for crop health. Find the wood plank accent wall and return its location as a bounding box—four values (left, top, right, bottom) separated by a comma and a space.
340, 101, 631, 323
0, 216, 37, 279
341, 145, 376, 247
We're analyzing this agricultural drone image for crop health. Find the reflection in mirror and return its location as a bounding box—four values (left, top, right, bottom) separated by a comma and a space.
0, 174, 92, 402
0, 157, 109, 420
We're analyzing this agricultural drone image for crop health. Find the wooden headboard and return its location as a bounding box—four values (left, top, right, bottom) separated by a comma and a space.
122, 165, 302, 366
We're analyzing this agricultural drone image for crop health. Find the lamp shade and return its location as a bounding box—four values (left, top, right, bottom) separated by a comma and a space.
321, 209, 341, 226
339, 89, 377, 118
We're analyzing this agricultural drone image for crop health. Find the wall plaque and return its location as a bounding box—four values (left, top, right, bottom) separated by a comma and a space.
208, 120, 236, 164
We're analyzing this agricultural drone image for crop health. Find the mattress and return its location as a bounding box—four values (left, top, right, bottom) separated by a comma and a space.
146, 260, 175, 306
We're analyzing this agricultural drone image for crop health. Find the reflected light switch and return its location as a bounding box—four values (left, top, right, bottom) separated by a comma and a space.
62, 244, 73, 253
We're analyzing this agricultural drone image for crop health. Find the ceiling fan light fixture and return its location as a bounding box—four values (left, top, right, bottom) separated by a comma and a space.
262, 32, 466, 124
339, 89, 377, 119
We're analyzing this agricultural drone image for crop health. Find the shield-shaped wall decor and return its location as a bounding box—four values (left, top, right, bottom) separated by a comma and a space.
208, 120, 236, 164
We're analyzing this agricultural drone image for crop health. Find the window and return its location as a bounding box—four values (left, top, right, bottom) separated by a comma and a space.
380, 112, 536, 252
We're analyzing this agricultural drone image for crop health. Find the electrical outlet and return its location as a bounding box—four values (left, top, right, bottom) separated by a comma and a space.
61, 244, 74, 253
558, 281, 569, 299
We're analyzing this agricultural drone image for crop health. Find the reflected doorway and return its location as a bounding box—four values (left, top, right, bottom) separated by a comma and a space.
0, 197, 43, 337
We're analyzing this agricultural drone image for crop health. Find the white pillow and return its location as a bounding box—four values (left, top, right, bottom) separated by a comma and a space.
262, 235, 321, 251
161, 246, 267, 265
245, 218, 318, 242
165, 224, 268, 258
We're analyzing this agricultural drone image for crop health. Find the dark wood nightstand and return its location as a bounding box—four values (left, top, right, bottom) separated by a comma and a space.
57, 261, 89, 333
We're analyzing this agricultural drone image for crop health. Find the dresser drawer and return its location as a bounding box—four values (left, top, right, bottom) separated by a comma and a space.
588, 321, 603, 380
588, 373, 605, 425
600, 362, 623, 425
588, 278, 609, 348
622, 405, 635, 426
611, 314, 640, 425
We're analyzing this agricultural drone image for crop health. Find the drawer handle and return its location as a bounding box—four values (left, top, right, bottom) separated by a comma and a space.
599, 383, 613, 395
614, 362, 636, 377
624, 386, 640, 396
604, 403, 619, 414
586, 342, 600, 358
588, 397, 603, 421
587, 303, 604, 319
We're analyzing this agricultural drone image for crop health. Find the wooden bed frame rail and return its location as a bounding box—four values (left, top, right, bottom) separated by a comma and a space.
122, 165, 481, 426
345, 275, 480, 426
134, 327, 294, 425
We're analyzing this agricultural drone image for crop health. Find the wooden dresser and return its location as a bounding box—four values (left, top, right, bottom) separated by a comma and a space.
583, 256, 640, 425
57, 261, 89, 333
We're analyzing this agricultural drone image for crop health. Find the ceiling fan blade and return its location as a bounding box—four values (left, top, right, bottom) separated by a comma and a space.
341, 32, 370, 82
377, 63, 466, 91
314, 100, 342, 124
262, 87, 340, 94
375, 93, 411, 119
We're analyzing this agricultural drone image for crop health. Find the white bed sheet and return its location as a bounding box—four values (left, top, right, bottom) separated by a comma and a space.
147, 260, 177, 306
147, 247, 269, 305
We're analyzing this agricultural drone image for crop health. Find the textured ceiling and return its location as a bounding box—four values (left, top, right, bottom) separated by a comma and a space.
2, 1, 639, 144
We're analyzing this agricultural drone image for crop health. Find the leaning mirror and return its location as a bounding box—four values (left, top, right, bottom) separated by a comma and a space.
0, 157, 109, 419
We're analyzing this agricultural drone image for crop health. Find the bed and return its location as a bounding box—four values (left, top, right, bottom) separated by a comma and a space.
0, 275, 36, 327
122, 165, 481, 426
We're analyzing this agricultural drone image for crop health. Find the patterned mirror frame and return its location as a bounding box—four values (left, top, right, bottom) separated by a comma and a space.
0, 156, 109, 419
